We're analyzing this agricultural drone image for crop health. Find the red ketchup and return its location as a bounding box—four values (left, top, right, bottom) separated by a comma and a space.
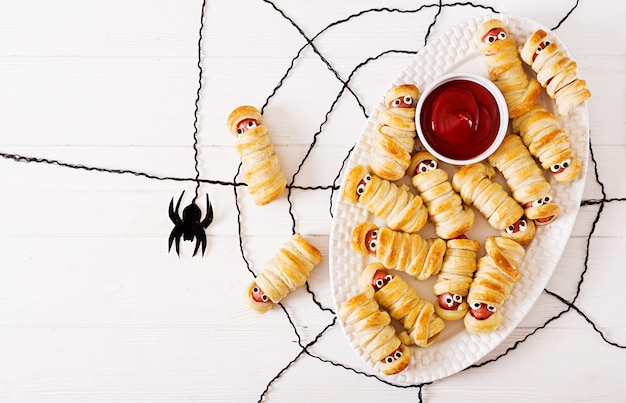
420, 79, 500, 161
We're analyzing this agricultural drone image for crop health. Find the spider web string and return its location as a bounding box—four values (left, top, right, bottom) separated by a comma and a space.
191, 0, 207, 203
0, 0, 623, 401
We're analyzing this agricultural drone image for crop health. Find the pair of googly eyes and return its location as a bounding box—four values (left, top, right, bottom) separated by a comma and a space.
382, 349, 403, 364
550, 158, 571, 173
484, 31, 507, 43
367, 230, 378, 251
505, 218, 528, 234
470, 302, 497, 312
417, 160, 437, 173
252, 286, 268, 302
531, 196, 553, 207
236, 120, 258, 135
443, 294, 463, 307
374, 274, 393, 290
356, 174, 372, 195
392, 96, 413, 107
535, 40, 551, 54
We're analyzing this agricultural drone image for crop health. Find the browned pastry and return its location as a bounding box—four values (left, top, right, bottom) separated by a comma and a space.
369, 84, 420, 181
361, 262, 445, 347
245, 233, 322, 314
338, 289, 411, 375
488, 134, 559, 225
464, 236, 526, 334
476, 19, 541, 118
408, 151, 475, 239
342, 165, 428, 233
227, 105, 287, 206
351, 222, 446, 281
511, 103, 582, 183
519, 29, 591, 116
433, 237, 481, 321
452, 162, 536, 245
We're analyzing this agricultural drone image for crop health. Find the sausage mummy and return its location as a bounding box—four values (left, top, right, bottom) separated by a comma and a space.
361, 262, 445, 348
464, 236, 526, 334
342, 165, 428, 233
369, 84, 420, 181
488, 134, 559, 225
519, 29, 591, 116
246, 233, 322, 314
433, 237, 481, 321
452, 162, 536, 245
227, 105, 287, 206
476, 19, 541, 118
511, 103, 582, 183
408, 151, 475, 239
338, 289, 411, 375
351, 221, 446, 281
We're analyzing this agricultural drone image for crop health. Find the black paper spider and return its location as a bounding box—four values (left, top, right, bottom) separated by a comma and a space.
168, 191, 213, 257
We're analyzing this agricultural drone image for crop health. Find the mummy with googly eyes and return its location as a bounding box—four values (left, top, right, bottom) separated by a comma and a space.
464, 237, 525, 334
227, 105, 287, 206
452, 162, 536, 246
342, 165, 428, 234
519, 29, 591, 116
511, 103, 582, 183
476, 19, 541, 118
360, 262, 445, 348
488, 134, 560, 225
432, 237, 481, 321
408, 151, 475, 240
369, 84, 420, 181
351, 221, 446, 281
338, 289, 411, 375
245, 233, 322, 314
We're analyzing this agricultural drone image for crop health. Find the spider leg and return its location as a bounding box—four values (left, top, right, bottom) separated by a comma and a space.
201, 193, 213, 229
169, 191, 185, 224
193, 229, 208, 257
169, 228, 183, 256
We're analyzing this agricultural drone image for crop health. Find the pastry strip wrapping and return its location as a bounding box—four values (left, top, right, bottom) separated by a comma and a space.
342, 165, 428, 233
246, 233, 322, 314
227, 105, 287, 206
476, 19, 541, 118
369, 84, 419, 181
452, 161, 536, 245
338, 289, 411, 375
408, 151, 475, 239
351, 222, 446, 281
360, 262, 445, 348
488, 134, 559, 224
519, 29, 591, 116
464, 236, 525, 334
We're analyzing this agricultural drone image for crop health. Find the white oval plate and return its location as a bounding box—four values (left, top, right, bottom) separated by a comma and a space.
329, 14, 589, 385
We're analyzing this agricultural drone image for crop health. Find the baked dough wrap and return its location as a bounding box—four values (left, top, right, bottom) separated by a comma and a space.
452, 162, 536, 245
361, 262, 445, 347
369, 84, 420, 181
488, 134, 559, 225
476, 19, 541, 118
511, 103, 581, 183
351, 221, 446, 281
245, 233, 322, 314
464, 236, 525, 334
342, 165, 428, 233
408, 152, 475, 239
227, 105, 287, 206
433, 237, 481, 321
338, 289, 411, 375
519, 29, 591, 116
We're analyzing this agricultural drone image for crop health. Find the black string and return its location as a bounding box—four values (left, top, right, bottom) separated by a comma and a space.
1, 1, 622, 402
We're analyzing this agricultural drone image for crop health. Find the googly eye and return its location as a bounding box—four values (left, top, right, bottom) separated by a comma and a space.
237, 128, 243, 135
551, 163, 562, 173
364, 174, 372, 182
518, 219, 528, 231
394, 350, 403, 359
498, 31, 507, 40
544, 196, 552, 204
471, 302, 482, 310
506, 224, 515, 234
532, 198, 544, 207
370, 230, 378, 239
392, 99, 401, 107
375, 279, 385, 289
561, 159, 571, 168
444, 295, 454, 307
253, 287, 259, 293
487, 305, 497, 313
262, 295, 268, 302
384, 356, 395, 364
368, 240, 377, 251
485, 35, 497, 43
356, 184, 366, 195
403, 95, 413, 105
453, 294, 463, 303
384, 274, 393, 283
247, 121, 256, 128
544, 40, 551, 46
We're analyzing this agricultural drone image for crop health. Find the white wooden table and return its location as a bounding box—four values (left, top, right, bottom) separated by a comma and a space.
0, 0, 624, 401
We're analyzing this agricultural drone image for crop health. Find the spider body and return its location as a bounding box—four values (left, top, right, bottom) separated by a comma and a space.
168, 191, 213, 256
